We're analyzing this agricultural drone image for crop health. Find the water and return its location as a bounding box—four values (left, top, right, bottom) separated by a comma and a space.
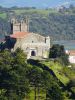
0, 34, 4, 39
53, 40, 75, 50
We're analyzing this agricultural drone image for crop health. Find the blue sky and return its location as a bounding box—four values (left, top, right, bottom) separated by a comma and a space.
0, 0, 75, 8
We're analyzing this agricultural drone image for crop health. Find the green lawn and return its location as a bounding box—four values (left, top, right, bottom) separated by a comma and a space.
42, 61, 70, 85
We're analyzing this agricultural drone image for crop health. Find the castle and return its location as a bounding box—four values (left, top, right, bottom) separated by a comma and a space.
6, 18, 50, 59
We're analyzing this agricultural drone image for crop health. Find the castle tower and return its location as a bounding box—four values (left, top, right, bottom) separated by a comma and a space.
20, 18, 29, 32
11, 18, 20, 34
11, 18, 29, 34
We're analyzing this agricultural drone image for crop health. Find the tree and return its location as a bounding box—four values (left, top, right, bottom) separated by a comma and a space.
13, 48, 27, 64
49, 44, 69, 65
0, 49, 14, 99
0, 42, 5, 51
29, 66, 43, 100
49, 44, 65, 58
10, 48, 30, 99
0, 48, 30, 100
47, 84, 64, 100
67, 79, 75, 99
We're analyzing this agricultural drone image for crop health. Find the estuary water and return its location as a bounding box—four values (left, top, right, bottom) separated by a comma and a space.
53, 40, 75, 50
0, 35, 4, 39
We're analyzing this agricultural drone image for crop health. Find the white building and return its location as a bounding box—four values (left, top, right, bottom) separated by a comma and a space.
66, 50, 75, 63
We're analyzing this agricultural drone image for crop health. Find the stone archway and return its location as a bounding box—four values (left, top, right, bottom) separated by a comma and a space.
31, 51, 36, 56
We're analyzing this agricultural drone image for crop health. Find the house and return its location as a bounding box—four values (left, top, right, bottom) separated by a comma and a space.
66, 50, 75, 63
6, 18, 50, 59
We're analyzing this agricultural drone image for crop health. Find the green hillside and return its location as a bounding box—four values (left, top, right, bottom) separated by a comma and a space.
0, 47, 75, 100
13, 8, 57, 15
42, 61, 75, 85
1, 6, 75, 40
0, 13, 7, 19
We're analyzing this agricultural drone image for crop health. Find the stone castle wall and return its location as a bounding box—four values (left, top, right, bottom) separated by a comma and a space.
13, 33, 50, 59
10, 18, 50, 59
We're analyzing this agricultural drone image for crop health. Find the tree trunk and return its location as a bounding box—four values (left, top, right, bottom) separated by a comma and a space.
34, 86, 37, 100
45, 90, 47, 100
38, 86, 40, 100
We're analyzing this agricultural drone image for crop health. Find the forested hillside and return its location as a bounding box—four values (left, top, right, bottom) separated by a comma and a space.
0, 6, 75, 40
0, 48, 75, 100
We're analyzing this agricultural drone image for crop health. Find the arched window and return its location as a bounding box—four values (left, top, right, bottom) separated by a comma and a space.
31, 51, 36, 56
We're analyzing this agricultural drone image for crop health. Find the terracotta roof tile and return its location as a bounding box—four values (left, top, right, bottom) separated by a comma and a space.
68, 50, 75, 56
10, 32, 29, 38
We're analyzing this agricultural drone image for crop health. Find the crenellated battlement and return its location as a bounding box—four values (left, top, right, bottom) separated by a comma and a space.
11, 18, 29, 34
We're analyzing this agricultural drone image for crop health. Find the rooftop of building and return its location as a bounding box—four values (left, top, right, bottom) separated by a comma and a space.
10, 32, 30, 38
66, 50, 75, 56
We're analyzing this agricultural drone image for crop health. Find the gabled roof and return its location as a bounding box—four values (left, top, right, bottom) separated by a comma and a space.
10, 32, 30, 39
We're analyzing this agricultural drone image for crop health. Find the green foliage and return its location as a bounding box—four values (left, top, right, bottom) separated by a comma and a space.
0, 42, 5, 51
43, 60, 75, 99
0, 13, 7, 19
43, 60, 70, 85
41, 70, 64, 100
1, 6, 75, 40
49, 44, 69, 66
0, 48, 30, 100
28, 60, 64, 100
0, 48, 74, 99
62, 67, 75, 79
71, 87, 75, 94
49, 44, 65, 58
47, 84, 64, 100
67, 79, 75, 99
14, 48, 27, 64
41, 70, 55, 89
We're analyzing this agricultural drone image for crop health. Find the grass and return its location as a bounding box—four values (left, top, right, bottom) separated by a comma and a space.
63, 67, 75, 80
0, 13, 7, 19
42, 61, 70, 85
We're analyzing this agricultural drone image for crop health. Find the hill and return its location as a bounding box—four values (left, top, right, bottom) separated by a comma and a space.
0, 48, 75, 99
0, 6, 75, 40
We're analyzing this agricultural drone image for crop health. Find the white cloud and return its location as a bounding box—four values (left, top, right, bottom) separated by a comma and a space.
56, 1, 71, 8
62, 2, 70, 6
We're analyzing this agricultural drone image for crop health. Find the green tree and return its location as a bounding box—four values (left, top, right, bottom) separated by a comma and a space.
0, 48, 30, 100
49, 44, 69, 65
67, 79, 75, 99
47, 84, 64, 100
0, 49, 14, 99
29, 66, 43, 100
41, 70, 64, 100
11, 48, 30, 99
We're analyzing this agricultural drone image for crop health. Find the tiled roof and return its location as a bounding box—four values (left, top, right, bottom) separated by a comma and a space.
10, 32, 29, 38
68, 50, 75, 56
